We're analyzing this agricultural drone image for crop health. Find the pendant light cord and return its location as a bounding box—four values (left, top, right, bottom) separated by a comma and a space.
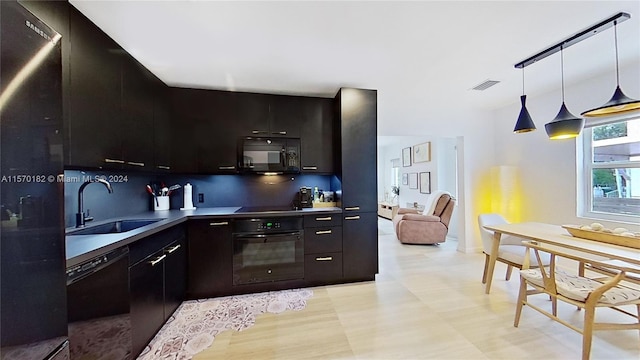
614, 22, 620, 85
560, 46, 566, 101
522, 67, 525, 95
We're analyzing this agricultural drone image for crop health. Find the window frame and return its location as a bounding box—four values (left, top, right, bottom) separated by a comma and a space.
579, 115, 640, 224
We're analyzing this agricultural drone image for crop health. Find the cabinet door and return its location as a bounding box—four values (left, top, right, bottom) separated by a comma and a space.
233, 92, 270, 136
169, 88, 207, 173
197, 91, 238, 173
342, 212, 378, 281
300, 98, 333, 173
121, 54, 154, 170
153, 82, 172, 172
164, 236, 186, 319
336, 88, 378, 212
304, 227, 342, 254
304, 252, 342, 283
130, 249, 165, 358
187, 219, 233, 298
67, 8, 123, 168
269, 95, 301, 137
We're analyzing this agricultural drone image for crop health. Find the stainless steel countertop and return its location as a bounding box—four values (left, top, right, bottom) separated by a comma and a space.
65, 206, 342, 267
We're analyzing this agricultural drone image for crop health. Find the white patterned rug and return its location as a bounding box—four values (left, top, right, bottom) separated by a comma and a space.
138, 288, 313, 360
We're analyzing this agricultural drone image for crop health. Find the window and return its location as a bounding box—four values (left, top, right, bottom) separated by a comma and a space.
581, 116, 640, 222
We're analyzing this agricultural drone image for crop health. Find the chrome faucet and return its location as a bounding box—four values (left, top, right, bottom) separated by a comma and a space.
76, 178, 113, 228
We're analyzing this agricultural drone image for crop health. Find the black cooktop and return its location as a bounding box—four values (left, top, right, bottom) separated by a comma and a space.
235, 205, 301, 213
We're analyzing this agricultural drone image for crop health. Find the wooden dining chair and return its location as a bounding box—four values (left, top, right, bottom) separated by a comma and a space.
514, 240, 640, 360
478, 214, 550, 285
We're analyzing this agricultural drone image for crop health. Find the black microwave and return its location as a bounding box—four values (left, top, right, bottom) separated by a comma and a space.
238, 137, 300, 173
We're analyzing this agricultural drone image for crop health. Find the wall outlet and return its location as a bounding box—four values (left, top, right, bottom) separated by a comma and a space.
198, 193, 204, 203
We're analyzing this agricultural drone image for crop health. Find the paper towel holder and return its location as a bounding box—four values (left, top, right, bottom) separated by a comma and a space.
180, 182, 197, 211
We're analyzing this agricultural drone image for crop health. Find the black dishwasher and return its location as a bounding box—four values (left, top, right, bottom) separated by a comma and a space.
66, 247, 131, 359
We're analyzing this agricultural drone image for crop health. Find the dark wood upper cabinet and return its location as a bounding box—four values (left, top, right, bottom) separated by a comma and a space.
121, 54, 155, 170
67, 7, 123, 169
153, 82, 172, 171
48, 5, 167, 171
300, 97, 333, 173
169, 88, 239, 173
269, 95, 302, 137
334, 88, 378, 212
233, 92, 271, 136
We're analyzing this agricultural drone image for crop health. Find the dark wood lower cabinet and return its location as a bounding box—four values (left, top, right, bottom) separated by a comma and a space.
304, 253, 343, 283
187, 219, 233, 298
342, 212, 378, 281
129, 225, 186, 358
164, 237, 187, 318
130, 248, 165, 358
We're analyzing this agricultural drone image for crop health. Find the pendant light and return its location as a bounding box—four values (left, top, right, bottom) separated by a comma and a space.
513, 68, 536, 133
544, 47, 584, 140
581, 21, 640, 117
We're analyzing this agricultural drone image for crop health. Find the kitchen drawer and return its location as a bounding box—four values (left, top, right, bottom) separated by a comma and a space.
304, 253, 342, 283
304, 214, 342, 228
304, 227, 342, 254
129, 224, 186, 265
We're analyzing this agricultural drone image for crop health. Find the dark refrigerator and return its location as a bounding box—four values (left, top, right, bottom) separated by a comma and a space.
0, 1, 68, 359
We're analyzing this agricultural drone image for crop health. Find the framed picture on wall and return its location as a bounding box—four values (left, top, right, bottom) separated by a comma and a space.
409, 173, 418, 189
402, 173, 408, 185
402, 147, 411, 167
419, 172, 431, 194
413, 142, 431, 163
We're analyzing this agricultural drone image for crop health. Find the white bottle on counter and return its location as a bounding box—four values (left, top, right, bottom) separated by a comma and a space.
180, 183, 196, 210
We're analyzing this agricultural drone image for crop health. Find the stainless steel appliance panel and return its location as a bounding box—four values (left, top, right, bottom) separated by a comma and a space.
1, 1, 67, 358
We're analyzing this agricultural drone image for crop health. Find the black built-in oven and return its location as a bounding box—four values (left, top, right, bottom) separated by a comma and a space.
233, 217, 304, 285
238, 137, 300, 173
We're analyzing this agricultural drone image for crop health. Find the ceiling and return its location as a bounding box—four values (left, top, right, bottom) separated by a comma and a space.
69, 1, 640, 138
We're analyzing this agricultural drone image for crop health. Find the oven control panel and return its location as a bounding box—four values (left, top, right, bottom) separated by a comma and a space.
257, 221, 281, 230
233, 217, 303, 233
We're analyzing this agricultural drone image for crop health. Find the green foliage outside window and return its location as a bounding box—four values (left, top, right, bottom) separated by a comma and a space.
593, 123, 627, 141
592, 169, 616, 188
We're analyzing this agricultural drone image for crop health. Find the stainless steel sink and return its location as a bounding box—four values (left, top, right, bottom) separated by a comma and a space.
67, 219, 164, 235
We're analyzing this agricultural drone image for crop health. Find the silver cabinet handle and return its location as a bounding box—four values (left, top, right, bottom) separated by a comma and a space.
302, 166, 318, 170
218, 166, 236, 170
344, 207, 360, 211
251, 130, 268, 134
210, 221, 229, 226
315, 217, 332, 221
157, 165, 171, 170
315, 230, 332, 235
166, 244, 181, 254
272, 131, 287, 135
127, 161, 145, 167
104, 158, 125, 164
149, 254, 167, 266
315, 256, 333, 261
345, 216, 360, 220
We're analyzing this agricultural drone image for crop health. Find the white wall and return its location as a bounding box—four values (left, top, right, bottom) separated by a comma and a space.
377, 106, 496, 252
376, 63, 638, 255
379, 136, 439, 208
490, 62, 640, 233
378, 136, 462, 239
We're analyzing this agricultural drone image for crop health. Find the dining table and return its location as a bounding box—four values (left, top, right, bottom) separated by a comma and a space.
482, 222, 640, 294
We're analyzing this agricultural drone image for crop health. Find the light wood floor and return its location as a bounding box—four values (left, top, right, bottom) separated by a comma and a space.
195, 218, 640, 359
